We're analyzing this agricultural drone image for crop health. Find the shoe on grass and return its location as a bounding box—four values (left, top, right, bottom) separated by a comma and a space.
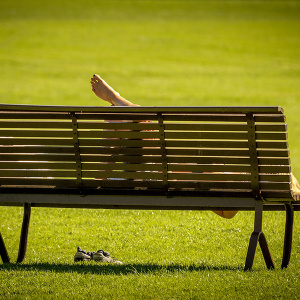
74, 246, 93, 262
93, 249, 123, 264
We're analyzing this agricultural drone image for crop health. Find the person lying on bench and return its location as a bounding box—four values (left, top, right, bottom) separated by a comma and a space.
90, 74, 300, 219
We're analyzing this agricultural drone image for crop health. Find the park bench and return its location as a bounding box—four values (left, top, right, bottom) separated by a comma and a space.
0, 104, 299, 271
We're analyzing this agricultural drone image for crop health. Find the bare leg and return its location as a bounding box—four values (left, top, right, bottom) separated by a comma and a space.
213, 173, 300, 219
213, 210, 238, 219
90, 75, 239, 219
91, 74, 138, 106
291, 173, 300, 195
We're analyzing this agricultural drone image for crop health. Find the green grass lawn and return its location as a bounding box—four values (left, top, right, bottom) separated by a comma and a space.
1, 1, 300, 299
1, 208, 300, 299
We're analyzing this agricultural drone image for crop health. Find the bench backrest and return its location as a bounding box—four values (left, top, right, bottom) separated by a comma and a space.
0, 105, 295, 201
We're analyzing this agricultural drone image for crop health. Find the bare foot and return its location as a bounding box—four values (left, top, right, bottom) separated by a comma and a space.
91, 74, 138, 106
90, 74, 120, 105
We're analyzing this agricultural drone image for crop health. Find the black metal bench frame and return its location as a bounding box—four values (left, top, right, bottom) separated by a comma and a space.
0, 104, 299, 271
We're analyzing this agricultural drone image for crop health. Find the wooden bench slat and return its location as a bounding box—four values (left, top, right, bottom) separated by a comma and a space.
0, 121, 72, 129
0, 162, 76, 169
80, 155, 162, 163
167, 172, 251, 181
0, 112, 70, 120
0, 104, 283, 113
164, 123, 248, 131
165, 140, 288, 149
165, 131, 288, 140
254, 115, 286, 123
79, 139, 161, 147
260, 182, 291, 190
0, 146, 74, 154
163, 114, 285, 123
169, 180, 251, 190
259, 174, 290, 182
168, 148, 248, 157
165, 131, 248, 140
0, 130, 73, 138
256, 132, 288, 141
80, 147, 162, 156
82, 162, 163, 172
78, 122, 159, 130
257, 141, 289, 149
0, 137, 287, 148
0, 169, 291, 182
166, 141, 251, 148
82, 179, 156, 188
166, 179, 291, 190
76, 113, 158, 121
83, 179, 252, 190
168, 164, 251, 173
0, 154, 76, 162
70, 147, 288, 158
166, 148, 289, 158
0, 159, 290, 175
171, 173, 288, 184
0, 182, 293, 199
0, 178, 77, 187
168, 156, 250, 164
255, 124, 287, 132
163, 115, 248, 122
0, 138, 74, 146
75, 171, 286, 182
258, 158, 290, 165
78, 130, 159, 139
258, 150, 289, 158
0, 170, 77, 177
164, 123, 287, 132
85, 138, 158, 148
259, 165, 291, 173
167, 164, 291, 174
0, 165, 290, 178
262, 191, 293, 199
83, 179, 162, 189
82, 171, 164, 180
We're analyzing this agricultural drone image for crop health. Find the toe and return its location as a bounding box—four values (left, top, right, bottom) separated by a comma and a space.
93, 74, 104, 83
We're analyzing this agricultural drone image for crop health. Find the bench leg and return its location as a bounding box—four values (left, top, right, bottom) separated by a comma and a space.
281, 203, 294, 269
244, 201, 275, 271
244, 231, 260, 271
259, 231, 274, 269
0, 232, 10, 263
17, 203, 31, 263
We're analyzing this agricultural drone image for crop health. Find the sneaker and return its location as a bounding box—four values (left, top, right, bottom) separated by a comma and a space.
93, 249, 123, 264
74, 246, 93, 262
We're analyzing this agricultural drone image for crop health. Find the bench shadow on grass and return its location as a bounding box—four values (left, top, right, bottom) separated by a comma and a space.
0, 262, 242, 274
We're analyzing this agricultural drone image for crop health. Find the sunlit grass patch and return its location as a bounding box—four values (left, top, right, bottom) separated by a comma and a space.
1, 1, 300, 299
